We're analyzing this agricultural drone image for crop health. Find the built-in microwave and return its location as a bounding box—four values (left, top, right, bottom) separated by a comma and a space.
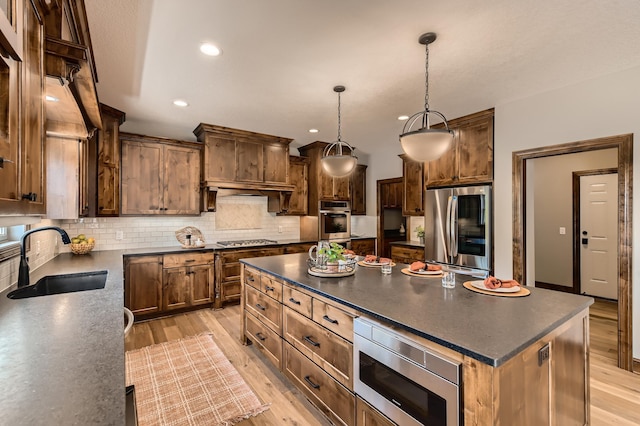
318, 200, 351, 242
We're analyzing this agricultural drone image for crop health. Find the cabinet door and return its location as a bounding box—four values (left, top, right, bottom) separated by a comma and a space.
426, 140, 457, 187
319, 167, 335, 199
402, 155, 424, 216
351, 239, 375, 256
190, 264, 213, 306
0, 54, 21, 207
457, 114, 494, 183
356, 397, 395, 426
350, 164, 367, 215
97, 108, 122, 216
264, 142, 288, 184
204, 136, 235, 182
333, 175, 350, 200
20, 0, 45, 213
125, 255, 163, 316
163, 267, 190, 311
121, 140, 163, 214
287, 157, 308, 215
163, 144, 200, 214
236, 139, 263, 182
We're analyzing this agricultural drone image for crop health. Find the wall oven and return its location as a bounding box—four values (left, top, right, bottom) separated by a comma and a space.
354, 317, 461, 426
318, 200, 350, 242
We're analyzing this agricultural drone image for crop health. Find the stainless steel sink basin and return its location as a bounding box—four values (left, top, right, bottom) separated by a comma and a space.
7, 270, 108, 299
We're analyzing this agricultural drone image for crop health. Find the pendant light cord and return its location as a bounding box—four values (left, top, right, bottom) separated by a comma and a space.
337, 90, 343, 154
424, 41, 430, 112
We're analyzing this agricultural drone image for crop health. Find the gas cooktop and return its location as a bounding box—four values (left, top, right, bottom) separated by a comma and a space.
216, 239, 278, 247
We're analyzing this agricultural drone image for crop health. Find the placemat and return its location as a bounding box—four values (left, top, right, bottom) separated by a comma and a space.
400, 268, 443, 278
463, 281, 531, 297
358, 260, 396, 268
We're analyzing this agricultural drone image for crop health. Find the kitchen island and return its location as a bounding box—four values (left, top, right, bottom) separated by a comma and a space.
240, 253, 593, 425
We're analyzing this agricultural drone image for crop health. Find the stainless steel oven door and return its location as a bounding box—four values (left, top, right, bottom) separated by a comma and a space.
354, 323, 460, 426
319, 210, 351, 241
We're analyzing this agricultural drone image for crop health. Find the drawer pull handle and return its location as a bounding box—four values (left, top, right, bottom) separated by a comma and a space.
303, 335, 320, 347
304, 375, 320, 389
248, 276, 255, 282
322, 315, 338, 324
185, 259, 196, 263
288, 297, 301, 305
255, 332, 266, 341
255, 303, 266, 311
265, 285, 275, 292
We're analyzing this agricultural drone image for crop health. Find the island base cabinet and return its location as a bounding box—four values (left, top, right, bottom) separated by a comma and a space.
356, 397, 395, 426
245, 311, 282, 370
283, 342, 355, 426
463, 309, 589, 426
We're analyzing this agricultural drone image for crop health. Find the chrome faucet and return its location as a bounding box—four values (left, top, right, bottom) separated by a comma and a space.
18, 226, 71, 288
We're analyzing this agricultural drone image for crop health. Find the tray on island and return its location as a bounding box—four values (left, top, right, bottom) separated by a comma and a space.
307, 258, 357, 278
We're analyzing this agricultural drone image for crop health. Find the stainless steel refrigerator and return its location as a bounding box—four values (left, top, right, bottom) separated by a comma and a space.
424, 185, 492, 277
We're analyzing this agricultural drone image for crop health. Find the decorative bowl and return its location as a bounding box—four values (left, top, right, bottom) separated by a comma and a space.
70, 241, 95, 255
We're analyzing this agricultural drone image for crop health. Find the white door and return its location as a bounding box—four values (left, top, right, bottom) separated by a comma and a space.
580, 173, 618, 300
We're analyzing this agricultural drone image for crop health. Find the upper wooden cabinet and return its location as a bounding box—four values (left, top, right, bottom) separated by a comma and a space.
0, 0, 47, 215
427, 108, 494, 188
96, 104, 125, 216
400, 154, 424, 216
286, 156, 309, 216
350, 164, 367, 215
382, 180, 403, 209
297, 141, 354, 216
120, 133, 202, 215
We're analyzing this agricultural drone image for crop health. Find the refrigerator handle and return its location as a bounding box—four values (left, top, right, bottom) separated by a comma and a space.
451, 195, 458, 257
445, 195, 453, 259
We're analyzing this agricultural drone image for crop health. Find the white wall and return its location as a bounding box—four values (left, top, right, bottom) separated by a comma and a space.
494, 64, 640, 359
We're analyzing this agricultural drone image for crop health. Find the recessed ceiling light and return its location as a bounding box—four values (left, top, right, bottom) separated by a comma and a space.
397, 115, 409, 121
45, 95, 59, 102
309, 129, 319, 133
200, 43, 222, 56
173, 100, 189, 107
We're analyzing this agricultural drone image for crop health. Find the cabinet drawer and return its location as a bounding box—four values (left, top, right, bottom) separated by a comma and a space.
244, 266, 260, 289
261, 273, 283, 302
356, 397, 395, 426
312, 299, 354, 342
163, 252, 213, 268
222, 281, 241, 302
390, 246, 424, 264
284, 342, 355, 426
284, 307, 353, 390
283, 285, 312, 318
245, 285, 282, 334
245, 311, 282, 370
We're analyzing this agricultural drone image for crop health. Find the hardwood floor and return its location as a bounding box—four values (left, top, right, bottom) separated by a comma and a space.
126, 303, 640, 426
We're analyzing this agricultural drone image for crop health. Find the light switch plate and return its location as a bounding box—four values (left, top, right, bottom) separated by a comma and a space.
115, 231, 124, 240
559, 227, 566, 235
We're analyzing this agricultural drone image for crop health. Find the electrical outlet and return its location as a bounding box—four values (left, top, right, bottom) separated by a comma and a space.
538, 343, 550, 366
115, 231, 124, 240
278, 226, 283, 233
559, 227, 566, 235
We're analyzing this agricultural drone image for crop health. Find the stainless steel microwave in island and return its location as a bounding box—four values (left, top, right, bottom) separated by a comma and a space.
424, 185, 492, 277
318, 200, 351, 242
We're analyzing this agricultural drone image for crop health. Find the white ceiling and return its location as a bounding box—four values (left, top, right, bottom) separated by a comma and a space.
84, 0, 640, 156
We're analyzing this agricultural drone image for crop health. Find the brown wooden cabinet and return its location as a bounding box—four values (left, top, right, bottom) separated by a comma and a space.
382, 180, 403, 209
284, 242, 314, 254
0, 0, 46, 215
427, 108, 494, 188
124, 255, 163, 316
356, 397, 395, 426
215, 247, 284, 308
390, 244, 425, 264
120, 133, 202, 215
298, 141, 354, 216
96, 104, 125, 216
285, 156, 309, 215
400, 154, 424, 216
350, 164, 367, 215
125, 252, 214, 320
350, 238, 376, 256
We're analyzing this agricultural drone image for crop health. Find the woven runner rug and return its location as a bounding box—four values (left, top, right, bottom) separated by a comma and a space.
126, 333, 270, 426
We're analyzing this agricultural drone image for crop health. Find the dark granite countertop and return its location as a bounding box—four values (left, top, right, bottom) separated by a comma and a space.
241, 253, 593, 367
389, 240, 424, 248
0, 250, 126, 425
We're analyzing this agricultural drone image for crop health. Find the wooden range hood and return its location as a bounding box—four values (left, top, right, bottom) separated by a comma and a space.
43, 0, 101, 138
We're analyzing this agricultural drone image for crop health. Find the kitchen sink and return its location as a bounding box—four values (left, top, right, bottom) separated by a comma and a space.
7, 270, 108, 299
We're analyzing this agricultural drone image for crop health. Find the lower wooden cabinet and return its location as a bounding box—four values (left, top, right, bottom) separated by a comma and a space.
356, 397, 395, 426
283, 342, 355, 426
284, 242, 314, 254
390, 244, 425, 264
244, 310, 282, 370
125, 252, 214, 319
350, 238, 376, 256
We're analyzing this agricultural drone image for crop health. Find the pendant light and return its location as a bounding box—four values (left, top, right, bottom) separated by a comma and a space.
399, 32, 454, 162
321, 86, 357, 177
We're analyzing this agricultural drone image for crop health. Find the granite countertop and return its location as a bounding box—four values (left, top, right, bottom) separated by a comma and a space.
389, 240, 424, 248
0, 250, 127, 425
241, 253, 593, 367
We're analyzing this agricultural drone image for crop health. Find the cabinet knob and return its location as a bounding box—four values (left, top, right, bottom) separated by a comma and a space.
22, 193, 37, 202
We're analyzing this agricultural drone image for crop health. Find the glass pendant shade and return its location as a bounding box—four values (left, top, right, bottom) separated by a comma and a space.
321, 142, 357, 177
400, 129, 454, 162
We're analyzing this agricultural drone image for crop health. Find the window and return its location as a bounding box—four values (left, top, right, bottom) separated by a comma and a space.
0, 226, 7, 242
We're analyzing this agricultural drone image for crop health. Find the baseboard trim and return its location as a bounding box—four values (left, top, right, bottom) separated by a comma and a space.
535, 281, 575, 293
634, 358, 640, 375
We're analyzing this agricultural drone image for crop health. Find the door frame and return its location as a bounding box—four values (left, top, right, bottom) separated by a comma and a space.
512, 134, 633, 371
572, 168, 618, 296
